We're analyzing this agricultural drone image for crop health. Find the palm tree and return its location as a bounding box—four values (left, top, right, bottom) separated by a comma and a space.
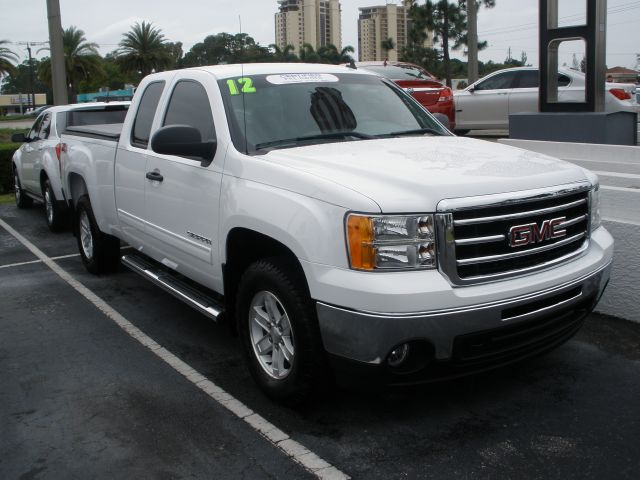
381, 38, 395, 60
338, 46, 355, 63
38, 27, 103, 99
117, 21, 171, 77
316, 44, 354, 64
269, 44, 298, 62
0, 40, 18, 77
299, 44, 321, 63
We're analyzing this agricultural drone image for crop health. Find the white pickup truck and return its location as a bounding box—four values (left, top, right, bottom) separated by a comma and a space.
60, 63, 613, 404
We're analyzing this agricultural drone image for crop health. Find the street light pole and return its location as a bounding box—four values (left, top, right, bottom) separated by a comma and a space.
26, 44, 36, 110
46, 0, 68, 105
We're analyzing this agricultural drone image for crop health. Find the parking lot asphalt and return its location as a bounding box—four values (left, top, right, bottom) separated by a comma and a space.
2, 203, 640, 479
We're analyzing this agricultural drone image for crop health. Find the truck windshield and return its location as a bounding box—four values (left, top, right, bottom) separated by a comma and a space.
218, 72, 449, 155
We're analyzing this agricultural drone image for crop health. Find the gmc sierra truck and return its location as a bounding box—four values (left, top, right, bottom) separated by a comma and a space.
59, 64, 613, 404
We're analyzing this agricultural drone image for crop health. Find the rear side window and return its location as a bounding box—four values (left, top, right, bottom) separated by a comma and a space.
163, 81, 216, 142
475, 71, 518, 90
28, 115, 44, 141
38, 113, 52, 139
131, 81, 165, 148
515, 71, 572, 88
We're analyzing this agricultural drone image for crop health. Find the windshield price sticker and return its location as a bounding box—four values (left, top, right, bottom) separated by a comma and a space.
266, 73, 339, 85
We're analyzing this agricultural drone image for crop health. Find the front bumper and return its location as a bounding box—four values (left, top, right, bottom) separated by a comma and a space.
316, 259, 611, 377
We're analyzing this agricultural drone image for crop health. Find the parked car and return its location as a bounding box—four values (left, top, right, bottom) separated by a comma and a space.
356, 61, 456, 129
454, 67, 639, 134
27, 105, 51, 117
60, 63, 611, 404
11, 102, 130, 231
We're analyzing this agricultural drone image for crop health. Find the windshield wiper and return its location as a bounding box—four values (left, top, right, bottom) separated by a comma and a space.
255, 131, 375, 152
385, 127, 445, 137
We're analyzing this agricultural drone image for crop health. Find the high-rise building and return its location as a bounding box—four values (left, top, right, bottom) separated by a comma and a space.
358, 1, 432, 62
275, 0, 342, 55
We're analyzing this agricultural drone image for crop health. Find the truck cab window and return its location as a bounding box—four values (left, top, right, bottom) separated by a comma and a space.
163, 80, 216, 142
131, 81, 165, 149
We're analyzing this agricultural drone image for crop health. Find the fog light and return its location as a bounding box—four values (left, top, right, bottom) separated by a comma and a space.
387, 343, 410, 367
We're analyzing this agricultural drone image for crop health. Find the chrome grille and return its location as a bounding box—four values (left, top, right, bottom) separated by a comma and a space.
436, 183, 592, 285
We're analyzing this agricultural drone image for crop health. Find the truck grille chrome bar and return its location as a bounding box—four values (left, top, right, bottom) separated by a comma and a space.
436, 182, 592, 286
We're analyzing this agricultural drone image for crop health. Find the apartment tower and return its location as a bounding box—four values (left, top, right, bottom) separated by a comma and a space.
275, 0, 342, 55
358, 1, 431, 62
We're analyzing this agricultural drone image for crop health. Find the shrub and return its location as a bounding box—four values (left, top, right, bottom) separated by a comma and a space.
0, 143, 19, 194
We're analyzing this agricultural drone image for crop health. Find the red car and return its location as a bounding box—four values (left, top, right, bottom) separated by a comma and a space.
356, 61, 455, 130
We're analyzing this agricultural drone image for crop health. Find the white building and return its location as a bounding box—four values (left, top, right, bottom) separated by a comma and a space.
358, 1, 432, 62
275, 0, 342, 55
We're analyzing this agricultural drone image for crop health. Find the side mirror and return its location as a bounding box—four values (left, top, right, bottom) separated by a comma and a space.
11, 132, 26, 143
150, 125, 217, 165
432, 113, 450, 131
468, 86, 475, 93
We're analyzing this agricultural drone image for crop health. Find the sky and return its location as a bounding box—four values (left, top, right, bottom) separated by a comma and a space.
2, 0, 639, 72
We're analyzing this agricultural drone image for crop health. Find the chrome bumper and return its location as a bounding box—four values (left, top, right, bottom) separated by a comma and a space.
316, 261, 611, 365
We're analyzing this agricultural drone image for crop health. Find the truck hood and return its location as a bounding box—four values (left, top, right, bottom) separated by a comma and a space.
263, 136, 590, 212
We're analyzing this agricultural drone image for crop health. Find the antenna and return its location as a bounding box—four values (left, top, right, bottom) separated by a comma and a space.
239, 15, 248, 154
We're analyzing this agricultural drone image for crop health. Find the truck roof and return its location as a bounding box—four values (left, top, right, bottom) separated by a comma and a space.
147, 63, 372, 81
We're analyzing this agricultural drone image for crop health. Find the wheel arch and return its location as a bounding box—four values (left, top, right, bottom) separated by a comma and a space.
223, 227, 310, 327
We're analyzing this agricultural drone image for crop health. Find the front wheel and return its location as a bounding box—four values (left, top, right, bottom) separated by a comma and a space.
75, 195, 120, 274
236, 258, 326, 405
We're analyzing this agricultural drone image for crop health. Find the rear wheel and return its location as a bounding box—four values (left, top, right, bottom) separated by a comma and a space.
75, 195, 120, 274
236, 258, 326, 405
44, 179, 66, 232
14, 170, 33, 209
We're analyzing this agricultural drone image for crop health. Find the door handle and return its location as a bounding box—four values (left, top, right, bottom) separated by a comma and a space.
146, 170, 164, 182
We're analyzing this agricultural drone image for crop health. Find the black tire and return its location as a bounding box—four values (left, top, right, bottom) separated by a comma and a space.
43, 179, 67, 232
236, 258, 326, 405
454, 129, 470, 136
75, 195, 120, 274
13, 169, 33, 209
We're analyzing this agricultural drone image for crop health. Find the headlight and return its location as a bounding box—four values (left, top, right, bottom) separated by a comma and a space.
590, 183, 601, 231
346, 214, 436, 270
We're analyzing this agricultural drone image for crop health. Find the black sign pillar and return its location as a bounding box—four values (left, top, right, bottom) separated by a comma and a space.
539, 0, 607, 112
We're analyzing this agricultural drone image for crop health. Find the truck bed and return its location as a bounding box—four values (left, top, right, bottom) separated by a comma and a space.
64, 123, 123, 141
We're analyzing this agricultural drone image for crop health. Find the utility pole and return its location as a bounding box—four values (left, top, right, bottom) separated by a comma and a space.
46, 0, 68, 105
467, 0, 478, 83
16, 42, 46, 109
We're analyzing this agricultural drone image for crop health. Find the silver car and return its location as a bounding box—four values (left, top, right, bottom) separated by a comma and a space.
12, 102, 129, 230
453, 67, 639, 134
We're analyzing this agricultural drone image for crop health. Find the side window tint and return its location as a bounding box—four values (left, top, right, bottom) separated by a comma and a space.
131, 81, 165, 148
516, 70, 539, 88
558, 74, 571, 87
475, 72, 517, 91
38, 113, 52, 139
163, 81, 216, 142
28, 116, 43, 140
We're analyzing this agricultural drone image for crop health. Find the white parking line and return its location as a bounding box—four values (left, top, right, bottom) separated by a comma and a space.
567, 158, 639, 166
0, 253, 81, 270
0, 217, 348, 480
603, 216, 640, 227
593, 171, 640, 180
600, 185, 640, 193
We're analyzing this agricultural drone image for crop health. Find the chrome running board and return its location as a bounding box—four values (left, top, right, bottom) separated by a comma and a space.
122, 254, 224, 321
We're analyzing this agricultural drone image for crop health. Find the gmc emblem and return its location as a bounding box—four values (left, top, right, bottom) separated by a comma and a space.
508, 216, 567, 248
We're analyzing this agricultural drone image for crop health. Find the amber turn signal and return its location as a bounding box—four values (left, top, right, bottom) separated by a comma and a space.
347, 215, 375, 270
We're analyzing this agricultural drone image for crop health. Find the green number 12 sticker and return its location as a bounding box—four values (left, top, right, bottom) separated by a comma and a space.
227, 77, 257, 95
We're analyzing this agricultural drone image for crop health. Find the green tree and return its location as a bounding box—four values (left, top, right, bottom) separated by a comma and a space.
426, 1, 467, 87
117, 21, 171, 77
38, 26, 103, 100
181, 33, 271, 67
0, 40, 18, 77
298, 43, 321, 63
381, 38, 395, 59
269, 44, 298, 62
401, 1, 442, 75
1, 59, 51, 99
316, 44, 354, 64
